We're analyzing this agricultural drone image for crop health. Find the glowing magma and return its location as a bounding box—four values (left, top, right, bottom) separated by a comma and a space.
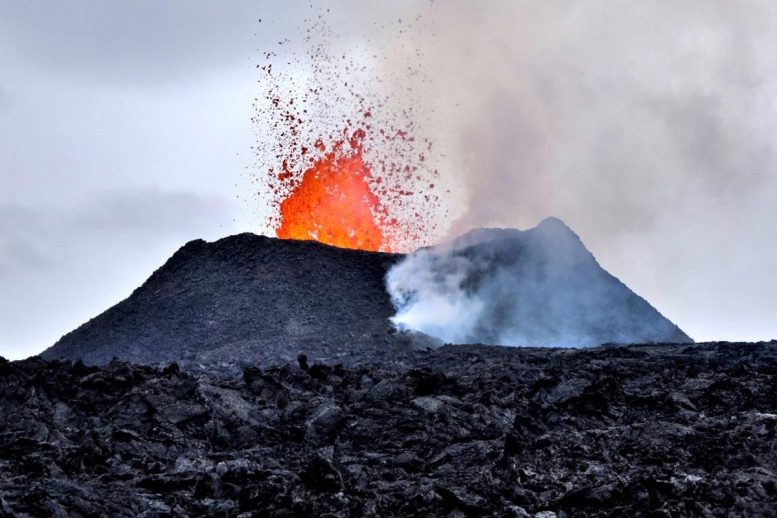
276, 143, 390, 252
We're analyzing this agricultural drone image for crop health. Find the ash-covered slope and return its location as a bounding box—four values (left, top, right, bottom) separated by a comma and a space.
42, 235, 404, 368
389, 217, 691, 347
41, 219, 690, 368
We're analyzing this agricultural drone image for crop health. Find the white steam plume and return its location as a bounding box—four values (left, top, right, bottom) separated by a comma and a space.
386, 219, 692, 347
387, 248, 485, 344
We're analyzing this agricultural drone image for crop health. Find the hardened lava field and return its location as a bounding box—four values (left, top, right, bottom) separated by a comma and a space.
1, 342, 776, 516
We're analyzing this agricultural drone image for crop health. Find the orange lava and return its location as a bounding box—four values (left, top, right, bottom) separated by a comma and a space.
276, 144, 390, 252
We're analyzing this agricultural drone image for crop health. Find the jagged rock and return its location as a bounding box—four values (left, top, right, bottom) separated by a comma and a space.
305, 402, 345, 447
411, 396, 445, 414
2, 342, 776, 515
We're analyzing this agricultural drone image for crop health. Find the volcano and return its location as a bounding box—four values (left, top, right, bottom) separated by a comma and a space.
41, 218, 689, 371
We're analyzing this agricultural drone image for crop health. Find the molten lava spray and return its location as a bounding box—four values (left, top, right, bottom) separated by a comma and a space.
276, 138, 389, 252
253, 13, 446, 253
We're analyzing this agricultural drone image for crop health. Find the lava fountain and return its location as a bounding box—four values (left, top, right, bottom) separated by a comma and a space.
253, 17, 445, 254
276, 131, 390, 252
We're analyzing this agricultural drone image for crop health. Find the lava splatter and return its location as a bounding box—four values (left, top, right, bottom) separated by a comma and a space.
251, 10, 446, 252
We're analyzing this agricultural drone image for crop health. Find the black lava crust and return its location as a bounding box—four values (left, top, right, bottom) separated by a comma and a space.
2, 342, 776, 516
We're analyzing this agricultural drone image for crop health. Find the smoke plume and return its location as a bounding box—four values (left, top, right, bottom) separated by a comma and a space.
335, 1, 777, 342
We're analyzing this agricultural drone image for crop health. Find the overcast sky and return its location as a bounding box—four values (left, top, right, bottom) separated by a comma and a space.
2, 1, 776, 360
0, 0, 269, 359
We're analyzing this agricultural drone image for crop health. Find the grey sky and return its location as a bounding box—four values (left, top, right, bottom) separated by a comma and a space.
2, 1, 776, 360
0, 0, 269, 358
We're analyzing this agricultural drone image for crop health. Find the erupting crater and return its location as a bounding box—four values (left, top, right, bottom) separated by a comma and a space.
276, 131, 392, 252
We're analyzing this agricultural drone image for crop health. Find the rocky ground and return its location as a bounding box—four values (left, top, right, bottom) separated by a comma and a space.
2, 341, 777, 516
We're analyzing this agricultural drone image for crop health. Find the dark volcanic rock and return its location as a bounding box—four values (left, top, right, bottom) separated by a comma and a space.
3, 342, 777, 516
41, 235, 406, 369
